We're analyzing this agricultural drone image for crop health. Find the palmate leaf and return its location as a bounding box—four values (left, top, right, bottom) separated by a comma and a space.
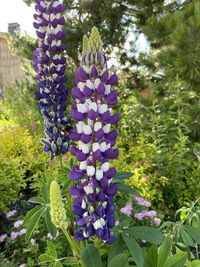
116, 183, 136, 195
47, 241, 57, 258
80, 245, 103, 267
25, 206, 47, 241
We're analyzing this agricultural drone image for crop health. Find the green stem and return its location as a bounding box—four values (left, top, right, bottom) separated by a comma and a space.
181, 198, 199, 225
59, 154, 63, 168
62, 228, 79, 256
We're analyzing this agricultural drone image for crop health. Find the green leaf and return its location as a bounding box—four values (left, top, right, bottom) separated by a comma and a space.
45, 209, 57, 237
144, 244, 158, 267
38, 253, 55, 263
47, 241, 57, 258
25, 206, 46, 241
108, 253, 129, 267
24, 206, 42, 225
159, 221, 174, 230
28, 196, 46, 205
54, 262, 63, 267
191, 260, 200, 267
157, 236, 172, 267
62, 257, 81, 266
80, 245, 103, 267
116, 183, 136, 195
180, 228, 195, 247
41, 184, 49, 203
164, 251, 187, 267
182, 225, 200, 244
125, 226, 164, 244
112, 172, 133, 183
122, 234, 144, 267
108, 234, 124, 263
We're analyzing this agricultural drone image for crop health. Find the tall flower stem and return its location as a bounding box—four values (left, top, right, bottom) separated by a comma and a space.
69, 27, 119, 243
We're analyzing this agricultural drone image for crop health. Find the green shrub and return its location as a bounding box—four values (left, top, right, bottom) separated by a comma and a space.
0, 126, 59, 211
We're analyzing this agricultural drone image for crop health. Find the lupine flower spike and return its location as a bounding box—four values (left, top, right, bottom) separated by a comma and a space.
50, 180, 68, 229
33, 0, 70, 159
69, 27, 119, 244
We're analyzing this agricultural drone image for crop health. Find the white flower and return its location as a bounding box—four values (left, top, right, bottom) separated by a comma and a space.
100, 142, 107, 152
96, 169, 103, 181
87, 166, 95, 176
84, 184, 94, 194
93, 142, 100, 152
98, 104, 108, 114
94, 122, 102, 132
103, 124, 110, 133
101, 162, 109, 172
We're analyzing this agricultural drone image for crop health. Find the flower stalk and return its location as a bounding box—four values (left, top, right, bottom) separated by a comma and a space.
69, 27, 119, 244
33, 0, 70, 159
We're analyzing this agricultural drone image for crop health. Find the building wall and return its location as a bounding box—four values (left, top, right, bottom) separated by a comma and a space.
0, 33, 25, 91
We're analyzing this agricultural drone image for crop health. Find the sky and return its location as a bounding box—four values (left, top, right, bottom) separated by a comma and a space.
0, 0, 35, 36
0, 0, 149, 55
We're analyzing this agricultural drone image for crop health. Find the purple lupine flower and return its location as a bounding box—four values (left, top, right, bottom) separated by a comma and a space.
120, 203, 133, 217
133, 195, 151, 207
69, 27, 119, 244
33, 0, 70, 159
6, 209, 17, 218
14, 220, 24, 228
0, 234, 7, 243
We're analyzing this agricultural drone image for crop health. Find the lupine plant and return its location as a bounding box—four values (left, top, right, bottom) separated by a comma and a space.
33, 0, 70, 160
68, 27, 119, 244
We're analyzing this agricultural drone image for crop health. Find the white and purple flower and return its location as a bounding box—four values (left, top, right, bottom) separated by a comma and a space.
69, 27, 119, 244
33, 0, 70, 159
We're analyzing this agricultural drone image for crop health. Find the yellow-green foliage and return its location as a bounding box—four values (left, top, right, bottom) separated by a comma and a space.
113, 134, 170, 214
0, 126, 58, 211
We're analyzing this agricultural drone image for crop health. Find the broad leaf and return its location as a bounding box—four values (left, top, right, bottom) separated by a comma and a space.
80, 245, 103, 267
182, 225, 200, 244
38, 253, 55, 263
47, 241, 57, 258
108, 234, 124, 263
116, 183, 136, 195
157, 236, 172, 267
108, 253, 129, 267
180, 228, 195, 247
62, 257, 80, 266
144, 244, 158, 267
112, 172, 133, 183
125, 226, 164, 244
164, 251, 187, 267
122, 234, 144, 267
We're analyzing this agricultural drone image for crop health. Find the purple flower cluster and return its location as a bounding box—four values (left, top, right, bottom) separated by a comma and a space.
33, 0, 70, 159
69, 27, 119, 244
120, 195, 161, 226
